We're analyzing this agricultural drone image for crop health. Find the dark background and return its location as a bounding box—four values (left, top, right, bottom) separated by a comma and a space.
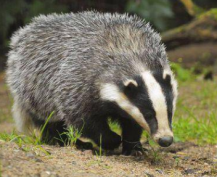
0, 0, 217, 71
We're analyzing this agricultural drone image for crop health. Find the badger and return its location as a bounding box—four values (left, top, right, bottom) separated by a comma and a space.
6, 11, 178, 155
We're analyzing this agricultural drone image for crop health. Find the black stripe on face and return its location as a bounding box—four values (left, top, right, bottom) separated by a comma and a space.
122, 76, 158, 135
152, 70, 174, 127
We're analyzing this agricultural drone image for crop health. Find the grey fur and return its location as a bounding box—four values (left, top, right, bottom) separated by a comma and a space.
6, 12, 177, 139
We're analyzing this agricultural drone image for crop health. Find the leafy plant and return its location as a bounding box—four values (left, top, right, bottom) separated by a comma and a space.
173, 110, 217, 144
59, 126, 83, 146
171, 62, 194, 81
126, 0, 174, 31
0, 0, 68, 49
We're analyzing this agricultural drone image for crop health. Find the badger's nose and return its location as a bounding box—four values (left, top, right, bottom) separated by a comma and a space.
158, 136, 173, 147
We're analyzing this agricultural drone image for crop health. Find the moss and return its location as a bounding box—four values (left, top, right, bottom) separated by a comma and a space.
199, 8, 217, 21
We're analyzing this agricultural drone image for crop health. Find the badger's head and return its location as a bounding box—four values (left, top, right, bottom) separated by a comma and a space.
100, 69, 178, 147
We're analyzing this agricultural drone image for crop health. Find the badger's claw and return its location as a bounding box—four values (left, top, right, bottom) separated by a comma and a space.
122, 141, 147, 156
131, 149, 145, 156
122, 147, 147, 156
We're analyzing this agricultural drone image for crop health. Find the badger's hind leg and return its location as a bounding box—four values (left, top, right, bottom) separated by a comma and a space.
39, 121, 93, 148
12, 101, 34, 134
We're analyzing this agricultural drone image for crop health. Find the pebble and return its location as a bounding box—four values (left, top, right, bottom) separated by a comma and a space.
26, 152, 35, 158
183, 156, 190, 160
156, 169, 164, 174
46, 171, 51, 175
35, 158, 43, 162
72, 160, 77, 165
144, 172, 154, 177
173, 155, 179, 159
83, 150, 93, 156
183, 168, 198, 175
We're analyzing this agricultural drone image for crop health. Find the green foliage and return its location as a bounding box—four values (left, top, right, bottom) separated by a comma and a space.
108, 119, 121, 135
59, 126, 83, 146
126, 0, 174, 31
0, 0, 27, 46
0, 0, 68, 48
171, 62, 194, 82
0, 112, 54, 146
173, 78, 217, 145
23, 0, 68, 24
173, 111, 217, 144
36, 111, 54, 144
0, 131, 51, 155
199, 8, 217, 20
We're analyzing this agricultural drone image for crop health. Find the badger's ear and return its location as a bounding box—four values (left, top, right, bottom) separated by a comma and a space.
123, 79, 138, 91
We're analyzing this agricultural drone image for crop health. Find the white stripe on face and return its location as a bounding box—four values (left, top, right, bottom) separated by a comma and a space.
100, 83, 150, 132
142, 71, 173, 141
163, 69, 178, 116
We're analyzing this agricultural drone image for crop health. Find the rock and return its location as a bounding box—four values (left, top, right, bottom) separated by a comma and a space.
144, 172, 154, 177
156, 169, 164, 174
183, 168, 198, 175
26, 152, 35, 158
83, 150, 93, 157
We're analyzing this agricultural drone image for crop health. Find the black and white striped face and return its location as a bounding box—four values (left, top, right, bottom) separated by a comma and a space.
100, 70, 178, 147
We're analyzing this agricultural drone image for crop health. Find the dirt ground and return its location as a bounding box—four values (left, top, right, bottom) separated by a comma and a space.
0, 73, 217, 177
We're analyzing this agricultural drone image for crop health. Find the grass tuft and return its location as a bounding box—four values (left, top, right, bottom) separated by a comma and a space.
58, 126, 83, 146
173, 111, 217, 144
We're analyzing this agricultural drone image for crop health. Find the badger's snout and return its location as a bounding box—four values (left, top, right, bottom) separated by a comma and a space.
158, 136, 173, 147
153, 130, 174, 147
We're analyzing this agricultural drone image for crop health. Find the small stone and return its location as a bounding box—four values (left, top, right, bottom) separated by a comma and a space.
33, 173, 41, 177
183, 169, 198, 175
72, 160, 77, 165
35, 158, 43, 162
183, 156, 190, 160
144, 172, 154, 177
26, 152, 35, 158
46, 171, 51, 175
83, 150, 93, 156
156, 169, 164, 174
173, 155, 179, 159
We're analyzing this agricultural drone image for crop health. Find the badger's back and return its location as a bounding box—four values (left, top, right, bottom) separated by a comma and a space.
7, 12, 169, 121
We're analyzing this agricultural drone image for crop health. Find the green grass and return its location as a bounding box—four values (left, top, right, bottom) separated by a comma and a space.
173, 112, 217, 144
57, 125, 83, 146
0, 120, 82, 147
0, 131, 51, 155
0, 112, 55, 155
172, 78, 217, 145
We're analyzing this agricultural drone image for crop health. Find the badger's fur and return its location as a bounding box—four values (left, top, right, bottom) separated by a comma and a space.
7, 12, 178, 155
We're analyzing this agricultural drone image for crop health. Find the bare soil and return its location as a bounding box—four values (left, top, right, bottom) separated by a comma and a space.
1, 73, 217, 177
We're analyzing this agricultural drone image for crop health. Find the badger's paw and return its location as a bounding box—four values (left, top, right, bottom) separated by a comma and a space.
122, 141, 147, 157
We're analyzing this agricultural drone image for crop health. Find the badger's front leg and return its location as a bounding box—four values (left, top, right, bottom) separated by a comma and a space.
81, 119, 121, 150
120, 119, 143, 155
